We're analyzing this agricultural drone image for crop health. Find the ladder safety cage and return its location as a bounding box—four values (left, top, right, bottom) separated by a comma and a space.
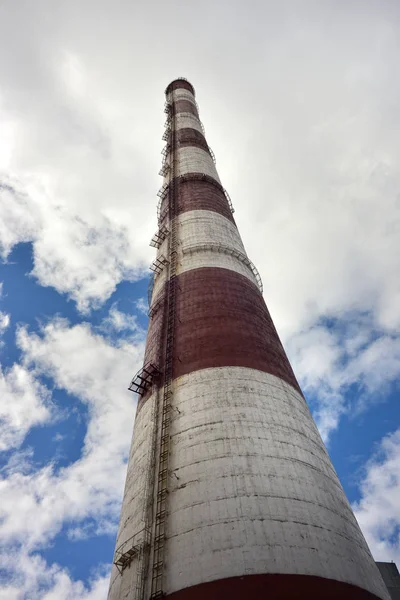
161, 144, 171, 163
158, 205, 169, 225
150, 225, 169, 249
164, 115, 172, 129
162, 128, 171, 142
223, 189, 235, 214
164, 101, 172, 115
157, 184, 169, 219
128, 363, 161, 396
150, 255, 169, 276
157, 183, 169, 200
159, 163, 170, 178
208, 146, 216, 164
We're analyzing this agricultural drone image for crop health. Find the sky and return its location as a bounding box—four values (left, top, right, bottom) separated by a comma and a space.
0, 0, 399, 597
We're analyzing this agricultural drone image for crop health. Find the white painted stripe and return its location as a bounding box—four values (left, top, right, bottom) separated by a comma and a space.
180, 251, 258, 287
173, 88, 196, 104
179, 209, 244, 252
163, 367, 389, 600
180, 246, 262, 292
177, 146, 220, 183
150, 210, 259, 305
176, 210, 260, 288
175, 113, 204, 134
151, 265, 168, 302
108, 393, 157, 600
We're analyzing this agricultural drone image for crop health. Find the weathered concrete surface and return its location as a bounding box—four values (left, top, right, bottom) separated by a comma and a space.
165, 367, 389, 600
176, 146, 220, 183
108, 393, 156, 600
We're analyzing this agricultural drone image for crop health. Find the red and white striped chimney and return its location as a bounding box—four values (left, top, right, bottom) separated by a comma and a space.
108, 79, 389, 600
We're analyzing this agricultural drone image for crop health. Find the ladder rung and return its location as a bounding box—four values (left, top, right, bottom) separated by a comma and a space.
153, 560, 164, 571
154, 533, 165, 545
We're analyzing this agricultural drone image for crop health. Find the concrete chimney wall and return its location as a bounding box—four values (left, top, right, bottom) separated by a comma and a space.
108, 79, 390, 600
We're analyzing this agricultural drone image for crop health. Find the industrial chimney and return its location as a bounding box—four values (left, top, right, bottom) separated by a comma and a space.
108, 79, 389, 600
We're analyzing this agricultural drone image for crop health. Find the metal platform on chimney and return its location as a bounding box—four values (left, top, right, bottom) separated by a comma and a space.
150, 225, 169, 249
113, 528, 151, 574
150, 255, 169, 275
128, 363, 161, 395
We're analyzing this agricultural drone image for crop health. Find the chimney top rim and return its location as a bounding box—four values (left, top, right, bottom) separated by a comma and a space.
165, 78, 195, 97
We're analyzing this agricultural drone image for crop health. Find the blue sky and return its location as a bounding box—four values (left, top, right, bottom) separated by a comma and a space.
0, 1, 399, 598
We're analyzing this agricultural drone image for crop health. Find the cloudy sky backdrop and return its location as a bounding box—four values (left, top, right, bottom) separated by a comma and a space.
0, 1, 399, 598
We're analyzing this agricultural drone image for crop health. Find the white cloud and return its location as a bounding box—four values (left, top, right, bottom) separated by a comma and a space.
0, 548, 109, 600
135, 297, 148, 316
0, 364, 53, 451
99, 303, 144, 338
0, 317, 145, 547
0, 284, 9, 338
288, 316, 400, 442
353, 428, 400, 565
0, 313, 145, 594
0, 176, 150, 313
0, 310, 10, 338
0, 179, 41, 257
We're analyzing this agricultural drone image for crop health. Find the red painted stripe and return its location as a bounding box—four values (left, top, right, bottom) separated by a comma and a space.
173, 268, 302, 394
141, 268, 302, 410
143, 295, 165, 367
174, 99, 198, 117
165, 574, 382, 600
178, 176, 234, 222
166, 79, 195, 96
136, 293, 165, 411
176, 128, 209, 152
158, 176, 235, 225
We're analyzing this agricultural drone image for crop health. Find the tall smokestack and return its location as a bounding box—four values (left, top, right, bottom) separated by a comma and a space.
108, 79, 389, 600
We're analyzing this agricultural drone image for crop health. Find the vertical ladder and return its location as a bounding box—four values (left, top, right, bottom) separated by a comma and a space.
150, 98, 178, 600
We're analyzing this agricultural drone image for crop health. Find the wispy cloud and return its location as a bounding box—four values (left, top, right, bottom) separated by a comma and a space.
0, 548, 109, 600
0, 311, 10, 334
0, 310, 145, 596
135, 297, 148, 316
354, 428, 400, 565
99, 303, 146, 342
288, 313, 400, 442
0, 364, 53, 451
